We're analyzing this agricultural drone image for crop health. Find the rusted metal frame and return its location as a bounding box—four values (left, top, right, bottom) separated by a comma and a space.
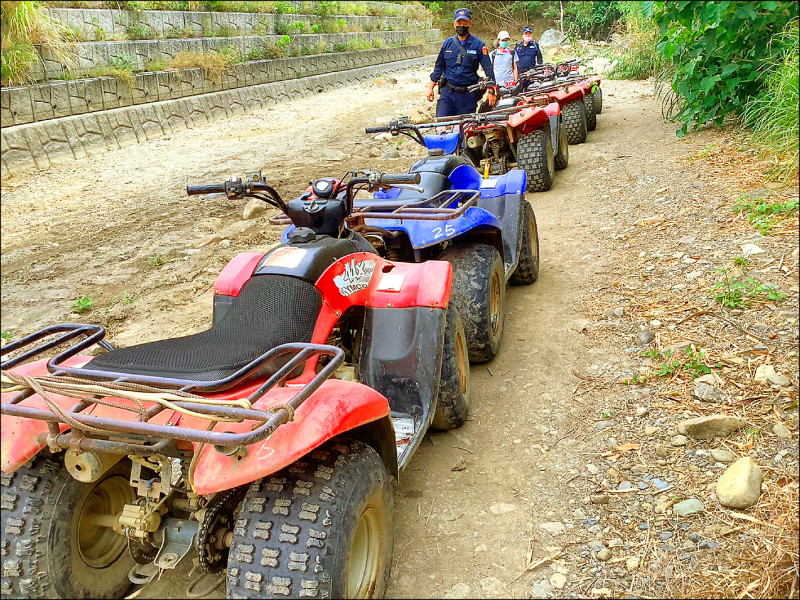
350, 191, 479, 222
2, 341, 344, 447
35, 431, 173, 456
1, 324, 105, 370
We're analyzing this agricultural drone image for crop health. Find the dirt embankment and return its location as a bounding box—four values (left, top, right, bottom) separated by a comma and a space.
1, 68, 797, 599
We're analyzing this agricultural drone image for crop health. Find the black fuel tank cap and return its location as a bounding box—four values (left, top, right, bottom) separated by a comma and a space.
288, 227, 317, 244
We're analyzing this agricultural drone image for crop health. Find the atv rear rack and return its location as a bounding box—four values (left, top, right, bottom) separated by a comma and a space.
1, 324, 344, 449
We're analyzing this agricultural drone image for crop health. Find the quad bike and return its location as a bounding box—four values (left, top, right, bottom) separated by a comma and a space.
552, 59, 603, 131
377, 91, 566, 193
0, 169, 473, 599
288, 140, 541, 365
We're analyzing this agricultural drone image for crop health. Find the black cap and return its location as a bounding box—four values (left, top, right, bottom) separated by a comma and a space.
522, 26, 533, 33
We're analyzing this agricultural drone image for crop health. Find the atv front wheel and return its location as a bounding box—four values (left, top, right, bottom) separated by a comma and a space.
442, 244, 506, 363
517, 129, 554, 192
431, 303, 471, 430
226, 440, 393, 599
509, 202, 540, 285
554, 123, 569, 170
562, 99, 588, 144
593, 86, 603, 113
585, 90, 597, 132
0, 456, 136, 598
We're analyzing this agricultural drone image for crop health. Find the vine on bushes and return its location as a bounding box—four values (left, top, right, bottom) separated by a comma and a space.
645, 0, 799, 136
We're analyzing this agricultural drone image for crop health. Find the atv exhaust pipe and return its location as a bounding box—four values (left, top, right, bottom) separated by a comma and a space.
65, 448, 123, 482
466, 133, 484, 149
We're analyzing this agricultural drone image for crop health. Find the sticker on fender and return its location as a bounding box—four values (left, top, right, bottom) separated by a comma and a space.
377, 273, 405, 292
263, 247, 307, 269
334, 259, 376, 296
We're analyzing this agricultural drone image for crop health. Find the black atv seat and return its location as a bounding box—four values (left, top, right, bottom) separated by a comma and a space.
410, 154, 473, 177
84, 275, 321, 384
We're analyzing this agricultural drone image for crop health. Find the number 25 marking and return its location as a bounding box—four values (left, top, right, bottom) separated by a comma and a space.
432, 224, 456, 239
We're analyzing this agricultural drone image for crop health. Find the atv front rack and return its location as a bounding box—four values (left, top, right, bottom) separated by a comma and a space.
350, 189, 479, 221
270, 189, 479, 226
1, 324, 344, 449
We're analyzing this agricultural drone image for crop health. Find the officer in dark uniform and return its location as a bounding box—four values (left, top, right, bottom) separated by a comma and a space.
515, 25, 543, 90
427, 7, 497, 117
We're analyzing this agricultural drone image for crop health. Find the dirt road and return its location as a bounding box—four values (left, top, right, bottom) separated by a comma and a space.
1, 70, 733, 599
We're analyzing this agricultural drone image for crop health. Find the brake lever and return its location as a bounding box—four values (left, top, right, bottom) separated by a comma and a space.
390, 184, 425, 193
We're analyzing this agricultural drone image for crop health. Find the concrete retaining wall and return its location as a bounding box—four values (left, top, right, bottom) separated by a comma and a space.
1, 55, 436, 178
45, 8, 415, 41
3, 43, 439, 126
35, 29, 439, 80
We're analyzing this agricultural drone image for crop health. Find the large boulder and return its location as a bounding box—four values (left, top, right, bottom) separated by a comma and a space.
716, 457, 762, 509
539, 28, 569, 48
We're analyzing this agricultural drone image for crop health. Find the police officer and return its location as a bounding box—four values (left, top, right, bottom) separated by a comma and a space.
427, 7, 497, 117
515, 25, 543, 89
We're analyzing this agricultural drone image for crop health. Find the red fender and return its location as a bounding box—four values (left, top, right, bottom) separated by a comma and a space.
213, 252, 265, 297
185, 379, 390, 495
550, 87, 585, 105
507, 105, 550, 135
544, 101, 560, 117
2, 356, 92, 472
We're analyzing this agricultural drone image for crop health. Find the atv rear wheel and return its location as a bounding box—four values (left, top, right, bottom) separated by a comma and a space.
593, 86, 603, 113
517, 129, 554, 192
509, 202, 540, 285
585, 90, 597, 132
0, 456, 135, 599
226, 440, 393, 599
554, 123, 569, 170
562, 99, 588, 144
431, 303, 471, 430
442, 244, 506, 363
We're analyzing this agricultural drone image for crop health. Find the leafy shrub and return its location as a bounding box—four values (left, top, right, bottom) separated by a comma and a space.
647, 0, 799, 136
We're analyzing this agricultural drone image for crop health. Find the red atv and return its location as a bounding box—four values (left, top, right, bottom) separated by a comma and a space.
1, 170, 472, 599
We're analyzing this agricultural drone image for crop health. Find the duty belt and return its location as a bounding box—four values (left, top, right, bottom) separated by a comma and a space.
444, 83, 471, 93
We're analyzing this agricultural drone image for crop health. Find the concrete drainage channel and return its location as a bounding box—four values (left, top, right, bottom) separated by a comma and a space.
0, 2, 440, 177
0, 52, 436, 178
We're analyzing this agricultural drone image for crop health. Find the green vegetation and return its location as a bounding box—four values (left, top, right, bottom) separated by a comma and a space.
711, 268, 787, 308
648, 347, 719, 380
732, 195, 799, 234
1, 0, 76, 85
1, 331, 12, 340
71, 296, 93, 313
168, 48, 236, 80
122, 291, 135, 305
146, 253, 166, 267
608, 1, 662, 79
646, 1, 799, 136
741, 19, 799, 178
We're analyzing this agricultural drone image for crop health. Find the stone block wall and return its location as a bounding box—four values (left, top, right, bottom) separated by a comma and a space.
35, 30, 440, 80
2, 43, 440, 127
1, 55, 435, 178
45, 8, 416, 42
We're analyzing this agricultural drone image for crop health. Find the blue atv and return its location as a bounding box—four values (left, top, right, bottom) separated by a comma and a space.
280, 152, 540, 365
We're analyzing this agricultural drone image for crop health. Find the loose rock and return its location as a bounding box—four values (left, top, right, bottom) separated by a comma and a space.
678, 415, 745, 439
671, 435, 689, 447
242, 198, 267, 220
692, 381, 726, 403
636, 328, 654, 346
710, 449, 736, 463
717, 457, 762, 509
767, 373, 792, 387
625, 557, 640, 572
754, 364, 776, 384
549, 573, 567, 590
596, 548, 612, 561
531, 580, 553, 597
673, 499, 704, 517
539, 521, 566, 535
489, 503, 516, 515
773, 423, 792, 439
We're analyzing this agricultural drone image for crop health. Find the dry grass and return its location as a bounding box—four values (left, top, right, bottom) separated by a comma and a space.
167, 49, 234, 81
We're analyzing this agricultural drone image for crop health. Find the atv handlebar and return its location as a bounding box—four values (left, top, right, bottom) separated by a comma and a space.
186, 183, 226, 195
365, 125, 389, 134
379, 173, 421, 185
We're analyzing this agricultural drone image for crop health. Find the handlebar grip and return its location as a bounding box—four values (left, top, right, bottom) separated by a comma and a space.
379, 173, 421, 185
365, 126, 390, 134
186, 183, 226, 195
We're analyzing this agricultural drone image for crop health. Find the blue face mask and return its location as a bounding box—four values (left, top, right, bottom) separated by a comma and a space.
500, 40, 509, 48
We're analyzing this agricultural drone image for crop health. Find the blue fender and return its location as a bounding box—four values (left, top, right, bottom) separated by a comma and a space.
365, 205, 501, 249
423, 131, 460, 154
476, 168, 528, 278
